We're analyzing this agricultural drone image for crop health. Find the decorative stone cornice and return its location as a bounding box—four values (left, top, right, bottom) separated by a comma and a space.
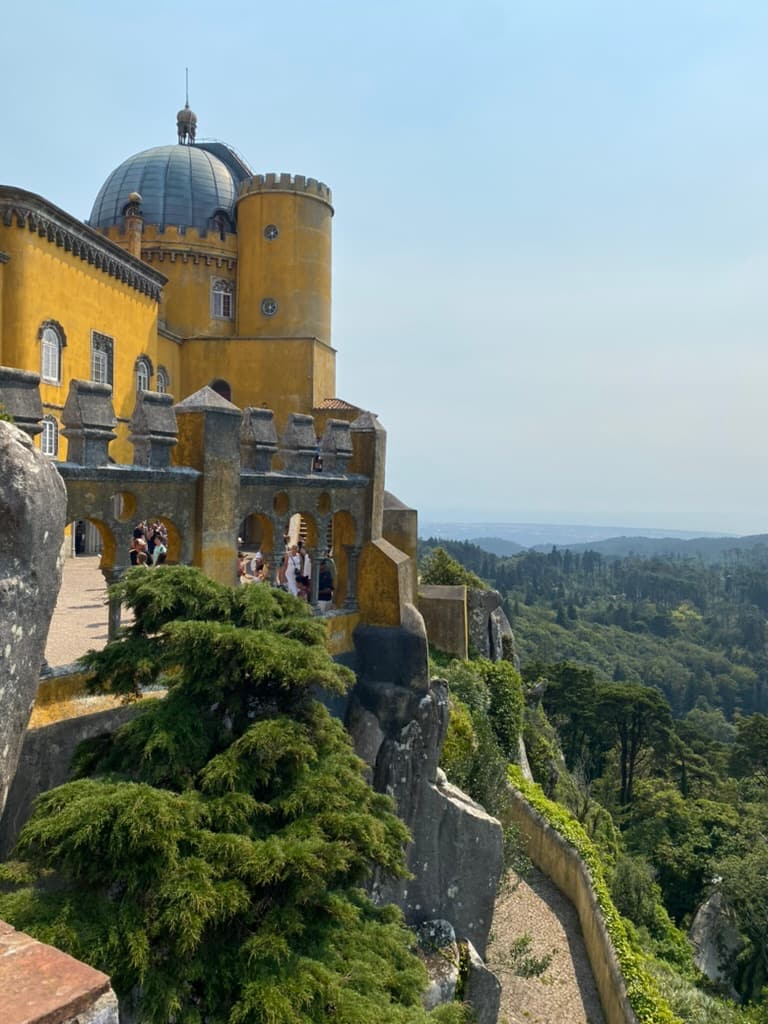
0, 187, 167, 301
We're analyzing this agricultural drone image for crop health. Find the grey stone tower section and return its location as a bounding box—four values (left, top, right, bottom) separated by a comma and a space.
0, 420, 67, 818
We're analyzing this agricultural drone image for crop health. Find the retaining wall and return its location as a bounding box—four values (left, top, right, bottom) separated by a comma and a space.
505, 787, 638, 1024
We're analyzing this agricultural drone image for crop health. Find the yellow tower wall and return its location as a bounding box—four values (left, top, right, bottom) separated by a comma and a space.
235, 175, 333, 344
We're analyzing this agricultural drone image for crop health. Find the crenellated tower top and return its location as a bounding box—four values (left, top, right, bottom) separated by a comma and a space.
238, 173, 333, 212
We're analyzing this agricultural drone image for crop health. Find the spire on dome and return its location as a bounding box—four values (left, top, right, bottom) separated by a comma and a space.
176, 68, 197, 145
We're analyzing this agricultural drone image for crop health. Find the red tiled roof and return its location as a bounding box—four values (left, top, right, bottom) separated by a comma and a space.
316, 397, 360, 410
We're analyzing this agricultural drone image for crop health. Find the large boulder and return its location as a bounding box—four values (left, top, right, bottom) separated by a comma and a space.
0, 420, 66, 819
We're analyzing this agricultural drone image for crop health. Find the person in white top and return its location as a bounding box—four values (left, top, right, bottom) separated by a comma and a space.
282, 545, 301, 597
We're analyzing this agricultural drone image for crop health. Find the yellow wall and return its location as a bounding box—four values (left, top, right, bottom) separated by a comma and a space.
180, 335, 335, 433
236, 180, 333, 343
107, 225, 238, 341
0, 224, 160, 463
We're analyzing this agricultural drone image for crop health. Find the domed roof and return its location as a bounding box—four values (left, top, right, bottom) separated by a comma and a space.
89, 144, 238, 232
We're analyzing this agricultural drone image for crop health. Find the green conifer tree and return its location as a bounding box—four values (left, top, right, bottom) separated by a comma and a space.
0, 567, 465, 1024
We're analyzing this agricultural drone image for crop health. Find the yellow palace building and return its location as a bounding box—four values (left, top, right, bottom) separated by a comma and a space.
0, 101, 346, 465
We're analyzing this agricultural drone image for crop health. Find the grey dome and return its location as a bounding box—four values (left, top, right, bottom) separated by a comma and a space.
89, 145, 238, 232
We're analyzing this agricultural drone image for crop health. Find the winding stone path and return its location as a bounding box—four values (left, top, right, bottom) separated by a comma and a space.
487, 866, 606, 1024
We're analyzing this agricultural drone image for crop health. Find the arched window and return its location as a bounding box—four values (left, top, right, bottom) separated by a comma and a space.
211, 279, 234, 320
41, 415, 59, 458
209, 378, 232, 402
39, 321, 66, 384
135, 355, 153, 392
156, 366, 169, 394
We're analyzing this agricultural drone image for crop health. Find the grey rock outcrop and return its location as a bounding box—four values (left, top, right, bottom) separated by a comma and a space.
349, 604, 504, 959
464, 940, 502, 1024
417, 919, 460, 1010
0, 420, 67, 818
467, 588, 519, 667
689, 891, 743, 997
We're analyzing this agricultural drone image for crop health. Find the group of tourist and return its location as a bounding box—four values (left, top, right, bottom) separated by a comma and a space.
238, 540, 335, 611
129, 520, 168, 566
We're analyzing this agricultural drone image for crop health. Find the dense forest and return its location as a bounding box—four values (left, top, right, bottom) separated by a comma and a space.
422, 538, 768, 718
421, 538, 768, 1022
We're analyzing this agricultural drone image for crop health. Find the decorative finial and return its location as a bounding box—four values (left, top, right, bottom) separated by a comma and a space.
176, 69, 197, 145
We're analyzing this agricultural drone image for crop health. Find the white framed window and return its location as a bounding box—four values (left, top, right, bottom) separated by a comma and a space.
156, 366, 170, 394
212, 279, 234, 320
91, 331, 114, 386
39, 321, 65, 383
41, 415, 59, 458
135, 355, 152, 392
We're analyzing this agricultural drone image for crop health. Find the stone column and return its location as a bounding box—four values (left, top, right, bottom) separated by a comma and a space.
349, 412, 386, 541
102, 568, 124, 641
307, 546, 319, 606
173, 386, 242, 586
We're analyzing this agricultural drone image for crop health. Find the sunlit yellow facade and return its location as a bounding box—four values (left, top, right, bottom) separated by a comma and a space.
0, 122, 338, 463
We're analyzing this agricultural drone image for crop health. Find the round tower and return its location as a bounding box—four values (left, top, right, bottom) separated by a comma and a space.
235, 174, 333, 342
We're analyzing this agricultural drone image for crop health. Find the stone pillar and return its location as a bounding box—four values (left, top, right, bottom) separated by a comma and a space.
320, 418, 353, 474
281, 413, 317, 474
0, 366, 43, 438
128, 391, 177, 468
124, 208, 144, 261
173, 385, 242, 586
102, 568, 123, 641
349, 412, 386, 541
241, 407, 278, 471
61, 380, 116, 465
307, 546, 319, 606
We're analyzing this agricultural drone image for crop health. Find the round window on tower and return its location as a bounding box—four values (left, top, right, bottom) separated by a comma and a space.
261, 298, 278, 317
264, 224, 279, 240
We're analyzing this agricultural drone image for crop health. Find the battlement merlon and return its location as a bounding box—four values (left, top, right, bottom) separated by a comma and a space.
103, 224, 238, 251
237, 174, 334, 212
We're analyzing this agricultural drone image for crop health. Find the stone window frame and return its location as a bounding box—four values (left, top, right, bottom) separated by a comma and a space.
41, 414, 59, 458
156, 365, 170, 394
38, 320, 66, 384
90, 330, 114, 386
211, 278, 234, 320
135, 354, 153, 393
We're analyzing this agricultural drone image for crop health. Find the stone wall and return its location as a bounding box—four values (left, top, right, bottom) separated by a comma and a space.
418, 584, 468, 659
0, 702, 144, 858
505, 788, 638, 1024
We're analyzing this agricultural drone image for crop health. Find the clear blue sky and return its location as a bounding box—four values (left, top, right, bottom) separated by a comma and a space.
5, 1, 768, 534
